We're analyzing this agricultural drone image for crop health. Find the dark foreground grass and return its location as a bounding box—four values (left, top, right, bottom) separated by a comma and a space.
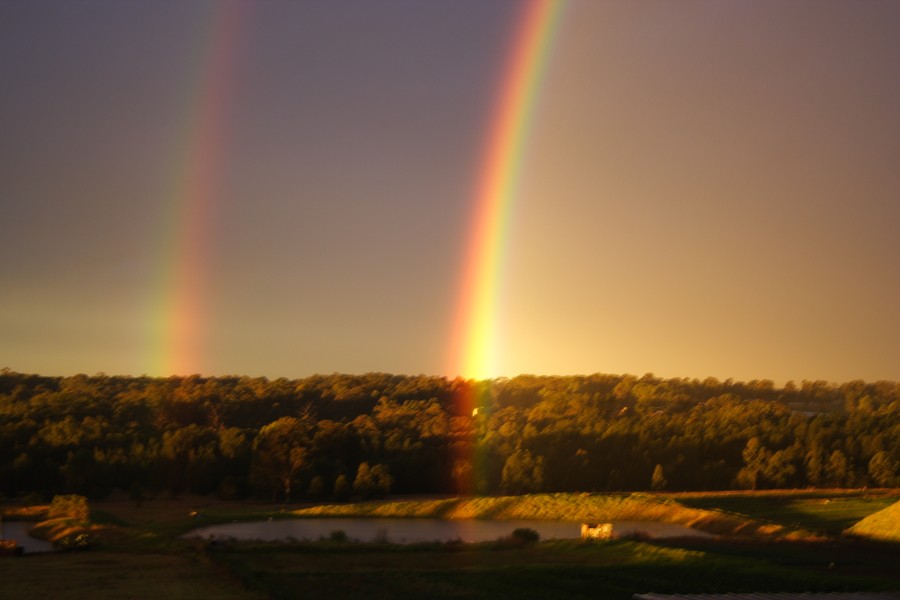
0, 549, 265, 600
208, 538, 900, 600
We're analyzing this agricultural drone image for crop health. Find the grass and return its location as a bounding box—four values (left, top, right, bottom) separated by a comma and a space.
0, 549, 265, 599
0, 504, 48, 521
3, 490, 899, 599
674, 489, 900, 536
291, 492, 807, 538
90, 496, 301, 536
208, 538, 900, 600
847, 500, 900, 542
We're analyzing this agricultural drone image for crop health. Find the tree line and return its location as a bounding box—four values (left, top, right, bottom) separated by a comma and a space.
0, 369, 897, 501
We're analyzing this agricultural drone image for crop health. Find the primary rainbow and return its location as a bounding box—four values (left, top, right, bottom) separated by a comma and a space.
149, 1, 246, 376
448, 0, 565, 494
450, 0, 566, 383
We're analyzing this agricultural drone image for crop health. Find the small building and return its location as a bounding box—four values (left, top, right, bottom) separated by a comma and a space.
581, 522, 613, 540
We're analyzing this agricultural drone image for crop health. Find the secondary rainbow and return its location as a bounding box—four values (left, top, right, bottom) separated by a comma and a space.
450, 0, 566, 383
149, 1, 246, 376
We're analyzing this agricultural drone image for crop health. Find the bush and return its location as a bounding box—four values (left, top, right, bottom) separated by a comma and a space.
48, 495, 89, 521
511, 527, 540, 544
57, 533, 95, 552
329, 529, 348, 542
494, 527, 540, 548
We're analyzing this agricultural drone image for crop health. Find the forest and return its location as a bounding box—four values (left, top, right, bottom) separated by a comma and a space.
1, 369, 898, 501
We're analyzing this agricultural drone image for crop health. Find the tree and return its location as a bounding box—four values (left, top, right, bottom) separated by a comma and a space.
251, 417, 310, 502
761, 449, 797, 489
826, 450, 850, 488
353, 462, 394, 499
804, 446, 828, 487
501, 449, 544, 494
333, 474, 351, 500
370, 463, 393, 497
49, 494, 89, 521
651, 464, 667, 491
735, 437, 767, 490
868, 451, 899, 487
353, 462, 376, 498
307, 475, 325, 498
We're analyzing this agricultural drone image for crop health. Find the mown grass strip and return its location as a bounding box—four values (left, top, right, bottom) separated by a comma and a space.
847, 500, 900, 542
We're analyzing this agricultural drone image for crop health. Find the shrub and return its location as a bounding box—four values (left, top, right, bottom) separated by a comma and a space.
48, 495, 89, 521
511, 527, 540, 544
329, 529, 348, 542
57, 533, 95, 552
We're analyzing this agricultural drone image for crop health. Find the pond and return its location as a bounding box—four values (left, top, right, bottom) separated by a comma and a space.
0, 521, 55, 553
185, 518, 713, 544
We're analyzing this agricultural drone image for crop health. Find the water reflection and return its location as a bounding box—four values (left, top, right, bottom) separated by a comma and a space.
0, 521, 55, 553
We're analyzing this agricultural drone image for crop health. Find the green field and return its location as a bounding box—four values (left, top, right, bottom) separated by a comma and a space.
847, 500, 900, 542
1, 491, 898, 600
674, 490, 900, 536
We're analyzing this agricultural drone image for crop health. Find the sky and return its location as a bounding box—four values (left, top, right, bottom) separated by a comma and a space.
2, 0, 899, 385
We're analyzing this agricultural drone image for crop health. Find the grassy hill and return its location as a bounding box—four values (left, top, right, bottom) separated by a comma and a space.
847, 499, 900, 542
675, 490, 900, 536
292, 493, 811, 538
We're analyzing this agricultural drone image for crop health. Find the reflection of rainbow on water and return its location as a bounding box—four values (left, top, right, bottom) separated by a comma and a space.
449, 0, 567, 493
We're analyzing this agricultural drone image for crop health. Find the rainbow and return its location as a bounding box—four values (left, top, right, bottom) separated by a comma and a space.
450, 0, 566, 382
449, 0, 566, 494
149, 1, 246, 377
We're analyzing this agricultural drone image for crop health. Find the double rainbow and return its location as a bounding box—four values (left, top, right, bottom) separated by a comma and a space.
450, 0, 566, 382
149, 1, 565, 383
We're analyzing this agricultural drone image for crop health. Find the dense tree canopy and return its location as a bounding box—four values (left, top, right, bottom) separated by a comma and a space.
0, 369, 897, 500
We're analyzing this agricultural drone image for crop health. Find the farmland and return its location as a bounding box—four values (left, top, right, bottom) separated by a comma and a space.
2, 490, 898, 599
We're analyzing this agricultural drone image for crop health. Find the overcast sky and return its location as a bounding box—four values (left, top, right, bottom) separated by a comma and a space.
2, 0, 899, 384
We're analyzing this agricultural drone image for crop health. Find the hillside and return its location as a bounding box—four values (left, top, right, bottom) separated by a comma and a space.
846, 499, 900, 542
293, 493, 808, 538
1, 370, 897, 499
